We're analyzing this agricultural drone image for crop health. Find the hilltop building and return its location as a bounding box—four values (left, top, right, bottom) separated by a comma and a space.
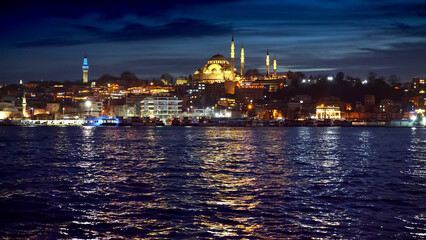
192, 37, 242, 85
192, 54, 237, 84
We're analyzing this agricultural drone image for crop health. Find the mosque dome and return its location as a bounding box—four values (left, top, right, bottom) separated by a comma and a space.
209, 54, 227, 61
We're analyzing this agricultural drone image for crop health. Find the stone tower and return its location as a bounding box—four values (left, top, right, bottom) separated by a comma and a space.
82, 55, 89, 83
22, 88, 27, 117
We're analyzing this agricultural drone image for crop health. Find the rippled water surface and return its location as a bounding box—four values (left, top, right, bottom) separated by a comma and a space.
0, 126, 425, 239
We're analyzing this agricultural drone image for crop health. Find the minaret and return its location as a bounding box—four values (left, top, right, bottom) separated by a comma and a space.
22, 89, 27, 118
273, 56, 277, 77
266, 50, 270, 77
82, 55, 89, 83
230, 36, 235, 81
240, 43, 244, 76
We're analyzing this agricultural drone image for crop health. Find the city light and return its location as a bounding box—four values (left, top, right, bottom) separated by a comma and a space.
0, 111, 9, 120
0, 30, 423, 129
415, 109, 425, 114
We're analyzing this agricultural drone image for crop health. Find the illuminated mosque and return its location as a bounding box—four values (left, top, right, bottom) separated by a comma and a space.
192, 54, 238, 84
192, 36, 279, 84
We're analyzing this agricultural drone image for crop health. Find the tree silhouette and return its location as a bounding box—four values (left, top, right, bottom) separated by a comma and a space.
336, 72, 345, 82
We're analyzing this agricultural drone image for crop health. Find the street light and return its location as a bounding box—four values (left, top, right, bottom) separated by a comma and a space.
85, 101, 92, 116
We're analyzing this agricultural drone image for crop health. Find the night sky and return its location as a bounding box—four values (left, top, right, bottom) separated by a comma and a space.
1, 0, 426, 83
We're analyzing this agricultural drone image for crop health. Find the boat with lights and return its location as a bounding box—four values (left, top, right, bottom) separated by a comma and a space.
84, 116, 119, 126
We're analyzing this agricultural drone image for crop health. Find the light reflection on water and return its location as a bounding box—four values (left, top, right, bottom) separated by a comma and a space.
0, 126, 425, 239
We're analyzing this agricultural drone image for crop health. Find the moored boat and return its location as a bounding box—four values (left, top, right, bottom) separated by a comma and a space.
84, 116, 119, 126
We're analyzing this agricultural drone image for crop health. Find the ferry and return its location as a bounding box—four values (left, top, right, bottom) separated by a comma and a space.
84, 116, 119, 126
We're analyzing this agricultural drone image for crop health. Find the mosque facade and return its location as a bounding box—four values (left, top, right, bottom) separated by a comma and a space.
192, 54, 237, 84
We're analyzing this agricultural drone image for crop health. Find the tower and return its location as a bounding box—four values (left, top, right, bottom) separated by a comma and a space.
82, 55, 89, 83
273, 56, 277, 77
22, 89, 27, 118
240, 43, 244, 76
230, 36, 235, 81
266, 50, 270, 77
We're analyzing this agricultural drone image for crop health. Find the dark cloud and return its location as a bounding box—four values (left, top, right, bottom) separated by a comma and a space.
394, 22, 412, 30
73, 24, 103, 33
16, 38, 96, 48
296, 42, 426, 80
385, 22, 426, 38
16, 18, 234, 47
417, 12, 426, 17
378, 1, 426, 11
373, 1, 426, 17
0, 0, 241, 22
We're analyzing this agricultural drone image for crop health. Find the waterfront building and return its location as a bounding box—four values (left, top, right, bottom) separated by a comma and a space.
316, 104, 341, 120
113, 105, 137, 118
0, 104, 18, 120
140, 96, 182, 119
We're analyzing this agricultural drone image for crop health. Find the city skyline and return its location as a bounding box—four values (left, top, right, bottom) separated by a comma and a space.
1, 0, 426, 83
